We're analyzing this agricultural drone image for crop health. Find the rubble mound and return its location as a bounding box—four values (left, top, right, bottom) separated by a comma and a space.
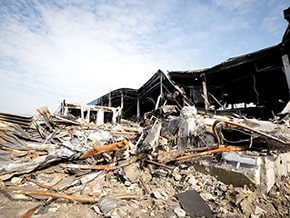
0, 106, 289, 217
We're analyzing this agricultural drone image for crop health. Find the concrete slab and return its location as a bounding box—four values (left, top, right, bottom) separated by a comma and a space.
191, 151, 290, 194
175, 190, 213, 218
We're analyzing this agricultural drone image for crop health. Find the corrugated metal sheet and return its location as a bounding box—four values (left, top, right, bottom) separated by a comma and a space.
0, 112, 33, 128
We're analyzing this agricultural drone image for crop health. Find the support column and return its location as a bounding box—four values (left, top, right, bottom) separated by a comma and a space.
137, 98, 140, 119
96, 109, 104, 126
202, 74, 209, 111
120, 92, 124, 118
108, 92, 112, 107
282, 54, 290, 95
121, 92, 124, 109
160, 73, 163, 97
155, 73, 163, 110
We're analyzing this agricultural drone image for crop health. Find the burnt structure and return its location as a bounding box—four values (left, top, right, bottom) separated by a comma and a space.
89, 7, 290, 120
88, 71, 191, 119
56, 101, 121, 125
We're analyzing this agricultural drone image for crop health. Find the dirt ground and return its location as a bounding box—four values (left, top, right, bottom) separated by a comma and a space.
0, 164, 289, 218
0, 194, 100, 218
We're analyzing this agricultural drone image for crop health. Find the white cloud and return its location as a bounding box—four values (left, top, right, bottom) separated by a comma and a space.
261, 0, 289, 39
213, 0, 257, 12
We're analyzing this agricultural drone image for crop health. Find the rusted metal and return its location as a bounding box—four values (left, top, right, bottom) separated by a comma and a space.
0, 146, 27, 156
60, 163, 117, 170
172, 145, 246, 162
139, 177, 150, 194
144, 159, 174, 170
80, 138, 130, 159
213, 120, 290, 148
20, 189, 100, 203
157, 146, 218, 164
21, 197, 55, 218
60, 160, 134, 171
20, 189, 140, 203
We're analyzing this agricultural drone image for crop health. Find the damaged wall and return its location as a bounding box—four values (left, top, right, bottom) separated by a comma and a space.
56, 100, 121, 126
169, 44, 289, 120
169, 7, 290, 120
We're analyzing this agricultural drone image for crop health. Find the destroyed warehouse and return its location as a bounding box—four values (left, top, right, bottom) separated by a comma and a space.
89, 47, 289, 121
89, 8, 290, 120
0, 7, 290, 218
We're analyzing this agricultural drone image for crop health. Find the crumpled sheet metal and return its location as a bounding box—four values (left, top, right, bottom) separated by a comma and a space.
0, 121, 35, 150
212, 118, 290, 150
0, 104, 290, 218
0, 108, 141, 180
0, 112, 33, 129
1, 105, 289, 181
80, 138, 130, 159
0, 146, 79, 180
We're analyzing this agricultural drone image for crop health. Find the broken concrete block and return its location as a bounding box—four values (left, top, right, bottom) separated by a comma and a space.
174, 206, 186, 217
142, 119, 162, 151
253, 205, 267, 216
200, 192, 215, 201
152, 191, 163, 199
175, 190, 213, 218
124, 162, 141, 183
259, 152, 290, 193
98, 197, 124, 215
191, 149, 290, 194
11, 177, 22, 185
88, 130, 112, 143
187, 176, 198, 187
222, 152, 257, 168
177, 106, 197, 149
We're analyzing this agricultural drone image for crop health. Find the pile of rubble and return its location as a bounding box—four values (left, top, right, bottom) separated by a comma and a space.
0, 104, 289, 217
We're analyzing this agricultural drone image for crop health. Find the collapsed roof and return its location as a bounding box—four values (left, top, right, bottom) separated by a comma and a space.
89, 7, 290, 120
88, 70, 192, 119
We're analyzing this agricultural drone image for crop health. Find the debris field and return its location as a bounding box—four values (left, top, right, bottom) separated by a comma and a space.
0, 104, 289, 218
1, 6, 290, 218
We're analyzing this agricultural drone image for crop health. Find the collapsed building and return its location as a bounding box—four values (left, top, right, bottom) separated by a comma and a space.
87, 6, 290, 195
89, 8, 290, 121
0, 7, 290, 218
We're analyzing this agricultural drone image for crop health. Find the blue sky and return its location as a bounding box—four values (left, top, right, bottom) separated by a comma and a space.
0, 0, 289, 115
